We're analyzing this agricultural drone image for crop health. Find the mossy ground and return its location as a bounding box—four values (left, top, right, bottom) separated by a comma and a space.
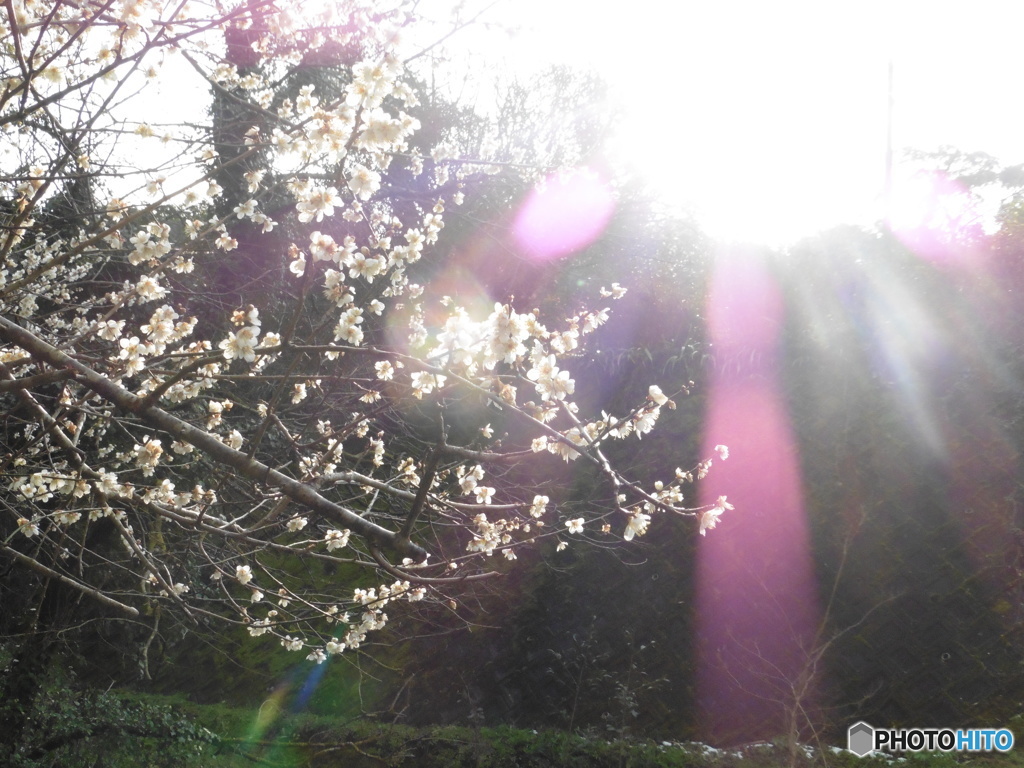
30, 691, 1024, 768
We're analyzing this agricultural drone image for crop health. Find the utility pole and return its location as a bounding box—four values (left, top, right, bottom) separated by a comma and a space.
884, 59, 894, 228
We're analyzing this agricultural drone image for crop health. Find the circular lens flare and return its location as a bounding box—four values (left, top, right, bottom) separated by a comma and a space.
512, 168, 615, 261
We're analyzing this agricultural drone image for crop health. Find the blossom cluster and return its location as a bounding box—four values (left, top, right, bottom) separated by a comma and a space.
0, 0, 730, 662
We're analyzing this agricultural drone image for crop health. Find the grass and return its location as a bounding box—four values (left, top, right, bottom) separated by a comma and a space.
20, 689, 1024, 768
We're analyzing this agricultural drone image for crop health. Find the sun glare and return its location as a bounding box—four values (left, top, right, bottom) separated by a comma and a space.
452, 0, 1024, 246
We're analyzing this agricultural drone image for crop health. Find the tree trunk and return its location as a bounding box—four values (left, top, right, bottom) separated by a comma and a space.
0, 578, 67, 761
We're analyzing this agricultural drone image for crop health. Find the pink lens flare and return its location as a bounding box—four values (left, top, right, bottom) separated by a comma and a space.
695, 248, 821, 742
512, 168, 615, 262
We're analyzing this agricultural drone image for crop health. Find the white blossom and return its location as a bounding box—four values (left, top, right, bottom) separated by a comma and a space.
219, 326, 260, 362
623, 513, 651, 541
529, 495, 549, 518
648, 385, 669, 406
297, 186, 341, 223
325, 529, 351, 552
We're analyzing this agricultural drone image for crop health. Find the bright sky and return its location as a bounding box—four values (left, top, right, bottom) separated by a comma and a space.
431, 0, 1024, 245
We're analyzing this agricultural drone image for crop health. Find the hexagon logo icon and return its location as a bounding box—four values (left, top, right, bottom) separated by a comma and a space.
848, 721, 875, 757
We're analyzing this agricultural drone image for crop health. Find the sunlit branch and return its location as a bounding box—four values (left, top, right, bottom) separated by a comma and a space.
320, 469, 520, 513
368, 546, 500, 585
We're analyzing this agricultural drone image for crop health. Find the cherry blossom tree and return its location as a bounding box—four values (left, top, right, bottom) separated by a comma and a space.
0, 0, 728, 691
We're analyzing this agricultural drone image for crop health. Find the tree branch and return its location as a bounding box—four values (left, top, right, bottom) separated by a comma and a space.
0, 544, 138, 616
0, 316, 426, 561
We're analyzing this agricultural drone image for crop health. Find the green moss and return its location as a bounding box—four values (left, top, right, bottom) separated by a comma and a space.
77, 694, 1024, 768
